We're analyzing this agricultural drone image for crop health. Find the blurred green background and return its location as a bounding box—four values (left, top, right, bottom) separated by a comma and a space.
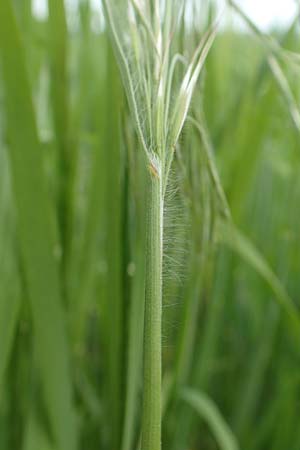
0, 1, 300, 449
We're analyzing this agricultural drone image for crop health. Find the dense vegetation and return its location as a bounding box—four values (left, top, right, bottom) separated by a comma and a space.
0, 1, 300, 449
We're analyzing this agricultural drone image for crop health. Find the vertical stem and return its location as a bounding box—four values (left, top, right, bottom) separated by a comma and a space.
141, 165, 163, 450
104, 41, 124, 450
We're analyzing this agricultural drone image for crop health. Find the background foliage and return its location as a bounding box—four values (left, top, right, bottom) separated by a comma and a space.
0, 1, 300, 449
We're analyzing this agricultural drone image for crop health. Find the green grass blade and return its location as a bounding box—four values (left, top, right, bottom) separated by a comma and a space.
171, 250, 231, 450
218, 221, 300, 336
232, 304, 279, 441
121, 147, 147, 450
23, 412, 54, 450
267, 55, 300, 133
0, 152, 21, 390
189, 115, 231, 219
47, 0, 73, 270
181, 388, 239, 450
0, 2, 77, 449
0, 281, 20, 390
101, 41, 125, 450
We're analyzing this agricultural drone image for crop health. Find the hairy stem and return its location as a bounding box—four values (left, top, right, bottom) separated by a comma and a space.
141, 164, 163, 450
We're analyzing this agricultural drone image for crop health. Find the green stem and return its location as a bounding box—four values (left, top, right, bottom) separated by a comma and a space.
141, 165, 163, 450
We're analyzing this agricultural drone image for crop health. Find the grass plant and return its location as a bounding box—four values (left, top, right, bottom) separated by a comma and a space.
0, 1, 300, 450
